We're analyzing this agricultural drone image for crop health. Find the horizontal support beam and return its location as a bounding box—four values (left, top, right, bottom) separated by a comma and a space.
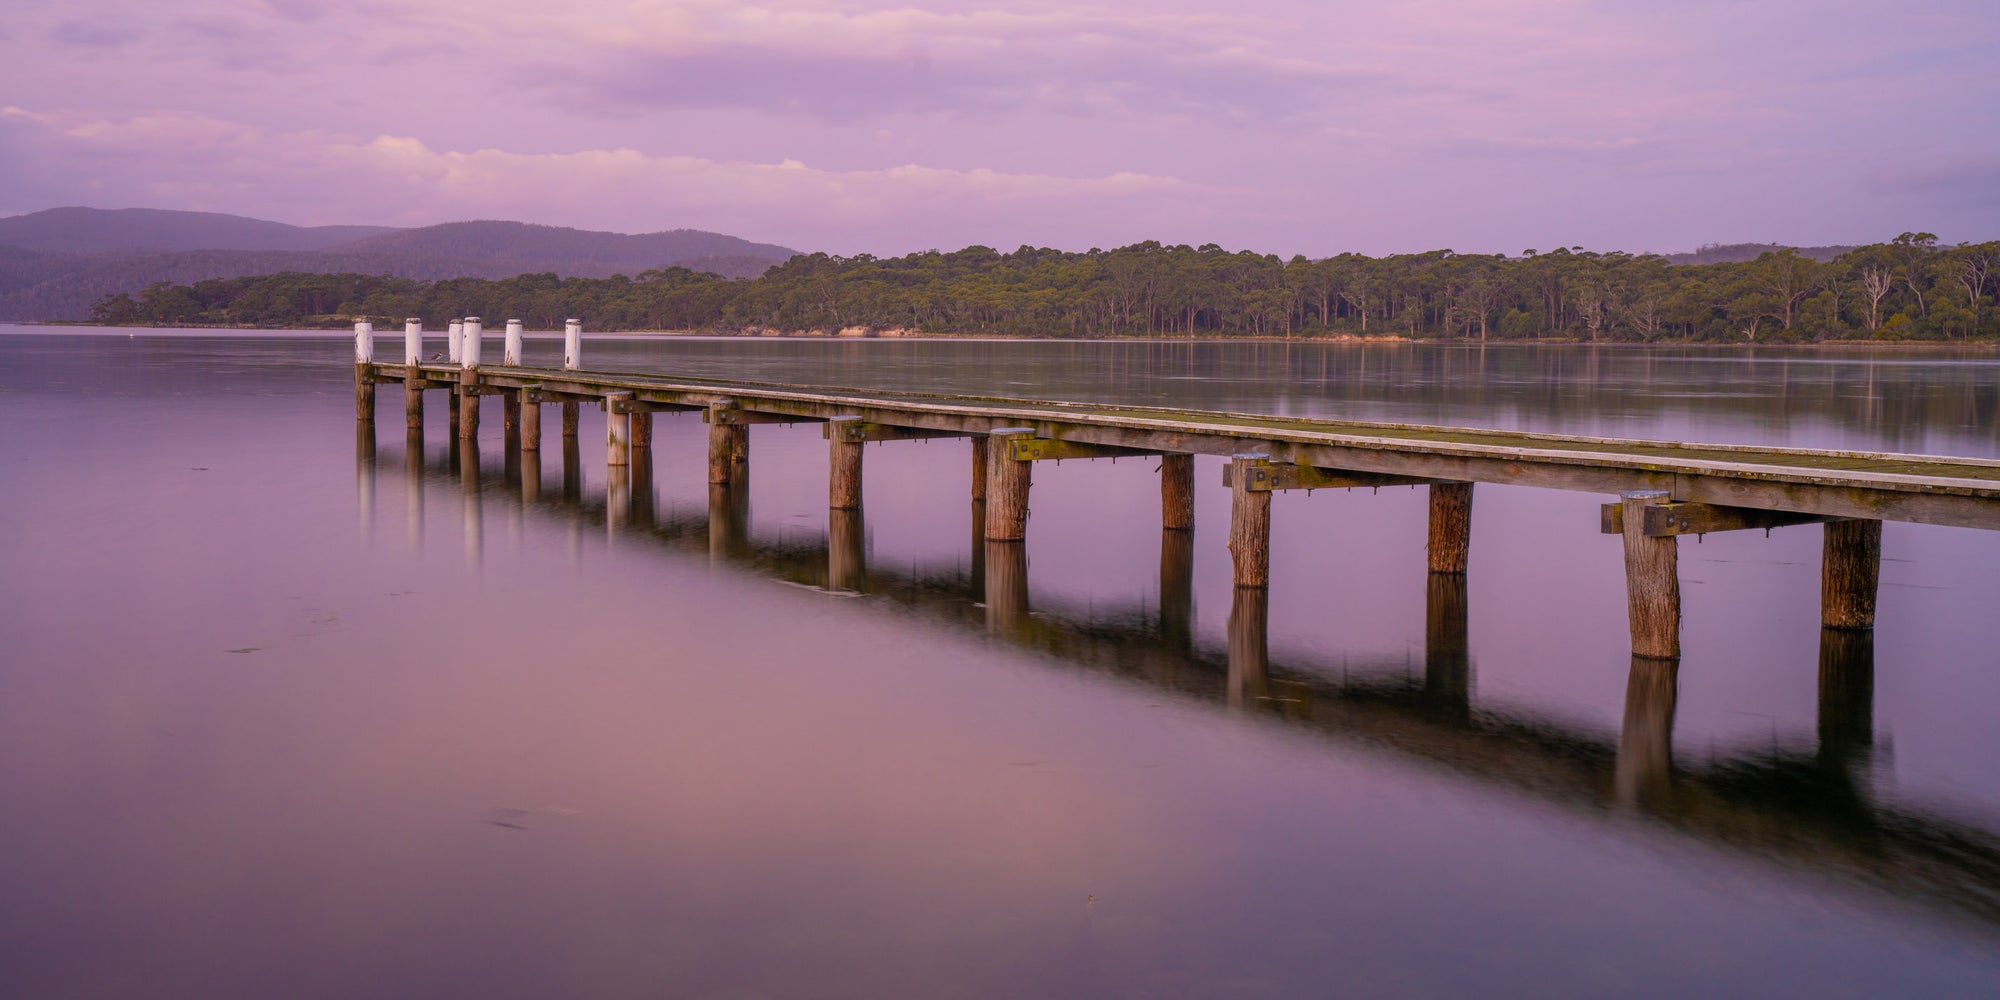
1004, 436, 1158, 462
1223, 460, 1439, 492
823, 419, 974, 444
1600, 500, 1841, 537
703, 407, 824, 425
609, 396, 705, 414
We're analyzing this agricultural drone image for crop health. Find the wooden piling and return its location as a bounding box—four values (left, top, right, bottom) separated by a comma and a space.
354, 364, 375, 423
1228, 454, 1272, 588
502, 393, 521, 451
830, 422, 864, 510
563, 319, 582, 370
448, 387, 461, 438
404, 381, 424, 432
520, 391, 540, 451
1427, 481, 1474, 574
970, 436, 989, 502
561, 436, 581, 501
561, 401, 579, 439
503, 319, 523, 367
984, 428, 1033, 541
1161, 453, 1195, 531
1621, 490, 1680, 659
708, 422, 740, 485
606, 392, 631, 467
457, 384, 480, 440
631, 408, 652, 450
403, 318, 423, 366
1822, 519, 1883, 629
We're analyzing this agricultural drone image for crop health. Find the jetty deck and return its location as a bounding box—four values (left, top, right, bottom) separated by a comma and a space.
351, 317, 2000, 661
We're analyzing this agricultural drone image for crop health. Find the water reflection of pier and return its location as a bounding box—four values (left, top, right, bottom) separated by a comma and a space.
371, 430, 2000, 936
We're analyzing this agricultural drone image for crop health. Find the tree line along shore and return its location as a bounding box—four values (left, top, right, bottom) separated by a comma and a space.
84, 234, 1998, 343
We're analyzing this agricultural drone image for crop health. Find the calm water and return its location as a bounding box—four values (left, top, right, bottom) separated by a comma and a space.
4, 328, 2000, 997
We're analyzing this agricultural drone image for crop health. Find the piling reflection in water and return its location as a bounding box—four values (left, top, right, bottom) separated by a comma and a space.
460, 439, 482, 570
1226, 587, 1268, 708
1617, 656, 1679, 809
370, 438, 2000, 936
829, 507, 865, 593
405, 430, 424, 551
983, 541, 1029, 636
1423, 573, 1471, 719
1159, 529, 1194, 651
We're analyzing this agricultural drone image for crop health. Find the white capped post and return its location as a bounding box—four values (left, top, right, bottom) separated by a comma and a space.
447, 320, 463, 363
564, 319, 582, 370
354, 320, 374, 363
503, 319, 523, 366
403, 318, 423, 365
463, 316, 483, 371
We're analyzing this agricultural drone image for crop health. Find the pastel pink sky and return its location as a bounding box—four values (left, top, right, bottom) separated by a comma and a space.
3, 0, 1995, 255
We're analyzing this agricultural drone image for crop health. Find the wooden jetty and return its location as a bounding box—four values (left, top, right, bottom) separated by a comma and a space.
374, 441, 2000, 936
353, 319, 2000, 661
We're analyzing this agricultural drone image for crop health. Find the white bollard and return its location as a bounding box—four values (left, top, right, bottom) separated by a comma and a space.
564, 319, 582, 370
404, 318, 423, 365
354, 320, 374, 363
447, 320, 463, 363
463, 316, 483, 370
504, 319, 523, 366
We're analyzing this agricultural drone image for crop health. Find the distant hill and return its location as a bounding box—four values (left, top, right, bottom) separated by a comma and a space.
336, 220, 797, 268
0, 207, 800, 321
1662, 242, 1858, 265
0, 207, 397, 254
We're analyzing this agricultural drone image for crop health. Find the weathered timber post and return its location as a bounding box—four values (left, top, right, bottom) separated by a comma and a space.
705, 403, 750, 486
503, 319, 523, 366
828, 417, 864, 510
447, 319, 463, 364
1161, 453, 1195, 531
606, 391, 632, 467
1160, 528, 1194, 649
983, 539, 1029, 636
631, 446, 656, 530
1227, 586, 1270, 708
448, 387, 461, 439
403, 317, 423, 365
519, 389, 541, 451
561, 401, 579, 439
403, 379, 424, 433
631, 407, 652, 452
353, 321, 376, 424
829, 507, 865, 592
1427, 482, 1474, 574
1228, 454, 1272, 588
1822, 519, 1883, 629
1620, 490, 1680, 659
984, 428, 1033, 541
564, 319, 582, 370
970, 436, 989, 502
502, 392, 521, 452
458, 317, 482, 440
462, 317, 483, 370
1616, 654, 1679, 808
1425, 572, 1471, 717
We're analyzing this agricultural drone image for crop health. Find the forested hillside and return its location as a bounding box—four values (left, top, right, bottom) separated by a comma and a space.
0, 208, 799, 320
90, 234, 1999, 342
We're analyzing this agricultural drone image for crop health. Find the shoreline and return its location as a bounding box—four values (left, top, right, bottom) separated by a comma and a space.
16, 320, 2000, 351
